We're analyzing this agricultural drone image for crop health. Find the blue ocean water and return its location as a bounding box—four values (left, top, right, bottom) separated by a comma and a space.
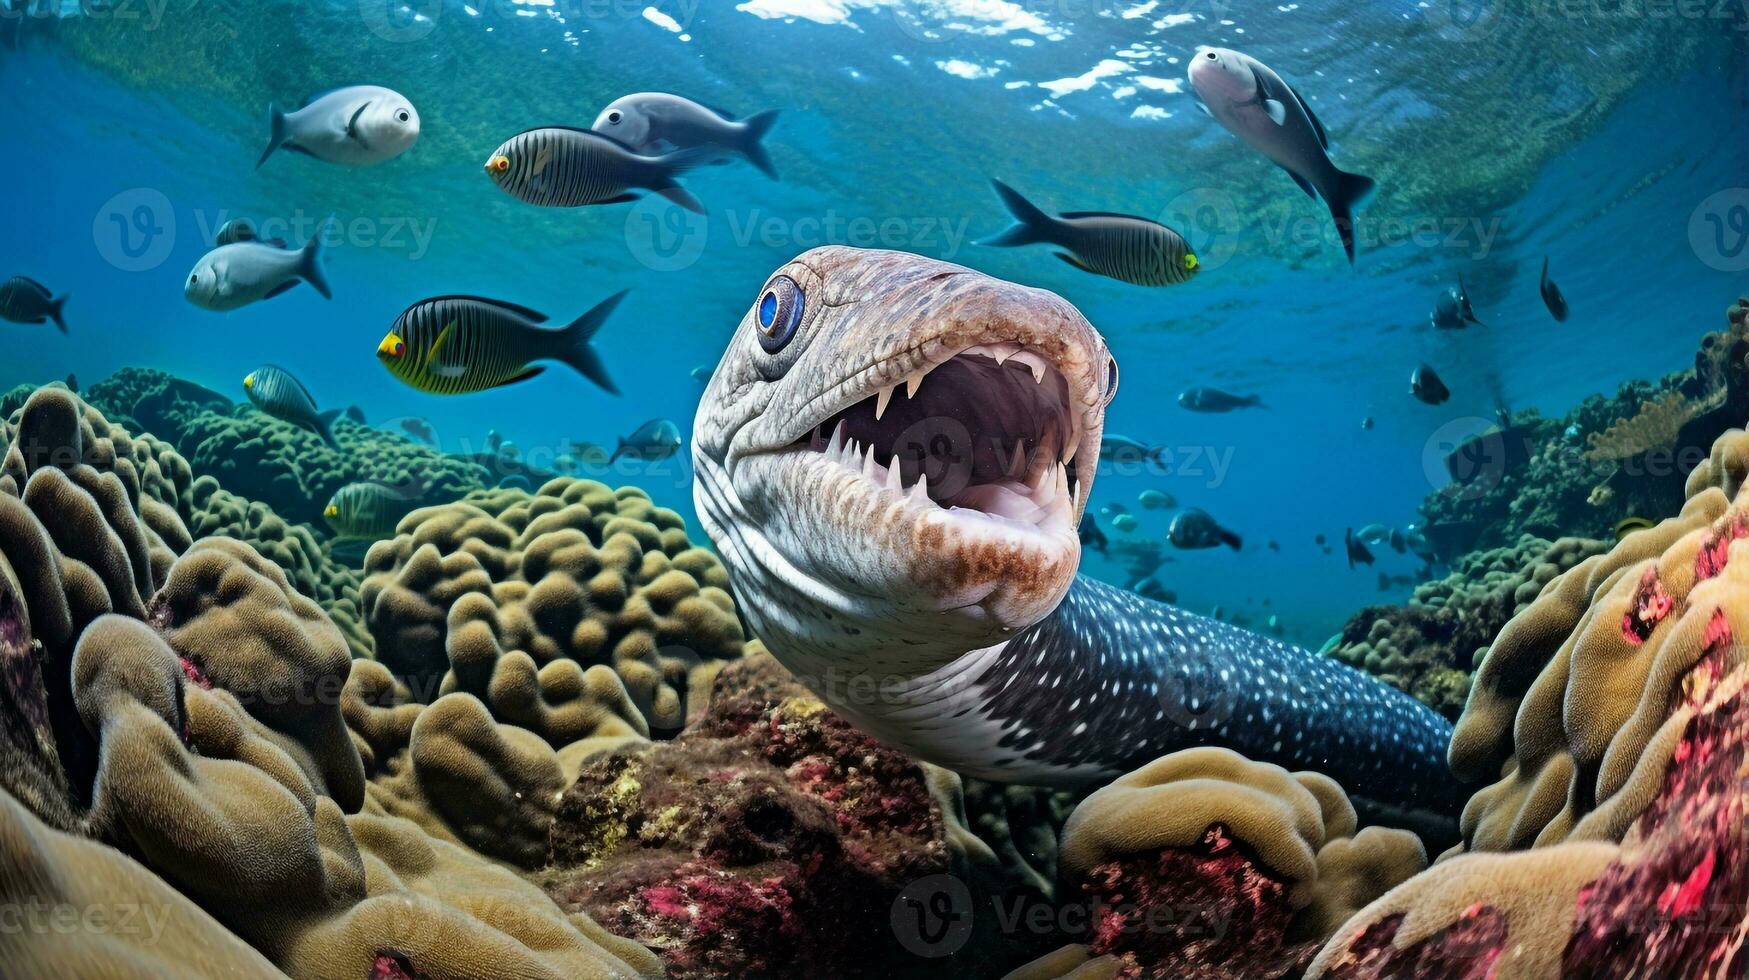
0, 0, 1744, 645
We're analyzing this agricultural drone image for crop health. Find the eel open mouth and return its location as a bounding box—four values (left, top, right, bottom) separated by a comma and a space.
791, 343, 1082, 534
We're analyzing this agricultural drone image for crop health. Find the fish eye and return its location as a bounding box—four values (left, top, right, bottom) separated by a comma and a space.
608, 111, 622, 124
1184, 253, 1199, 271
396, 109, 410, 123
754, 275, 804, 354
1205, 50, 1218, 60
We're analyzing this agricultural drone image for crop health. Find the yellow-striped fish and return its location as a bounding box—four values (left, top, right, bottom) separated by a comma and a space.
377, 292, 626, 395
978, 179, 1199, 287
323, 482, 423, 540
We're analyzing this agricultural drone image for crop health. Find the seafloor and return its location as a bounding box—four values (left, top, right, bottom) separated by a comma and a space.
3, 297, 1748, 979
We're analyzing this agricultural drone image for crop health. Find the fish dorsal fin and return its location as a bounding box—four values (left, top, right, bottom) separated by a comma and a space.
1059, 210, 1155, 223
14, 276, 50, 296
298, 86, 356, 109
416, 295, 550, 323
516, 125, 639, 153
703, 102, 738, 121
261, 363, 318, 407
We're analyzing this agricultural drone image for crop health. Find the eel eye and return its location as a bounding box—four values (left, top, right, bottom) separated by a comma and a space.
607, 111, 622, 124
1101, 355, 1119, 406
755, 275, 804, 354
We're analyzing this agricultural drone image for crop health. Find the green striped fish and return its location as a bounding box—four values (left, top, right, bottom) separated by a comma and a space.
979, 179, 1200, 287
323, 482, 422, 540
484, 126, 708, 214
243, 364, 342, 448
377, 292, 626, 395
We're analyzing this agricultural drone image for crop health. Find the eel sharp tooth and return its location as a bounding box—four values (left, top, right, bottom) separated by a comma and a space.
875, 385, 895, 421
909, 472, 929, 502
885, 454, 903, 491
1009, 350, 1049, 384
988, 342, 1022, 366
1053, 462, 1070, 505
862, 442, 878, 480
828, 420, 847, 456
905, 366, 931, 399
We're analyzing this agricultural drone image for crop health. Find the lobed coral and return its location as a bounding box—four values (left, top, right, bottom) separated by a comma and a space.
360, 479, 746, 734
1009, 747, 1426, 980
1325, 535, 1605, 719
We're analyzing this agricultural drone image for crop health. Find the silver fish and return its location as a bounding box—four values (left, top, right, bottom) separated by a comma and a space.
258, 85, 420, 168
980, 180, 1199, 286
592, 92, 780, 179
185, 221, 331, 312
484, 127, 709, 214
1189, 46, 1375, 264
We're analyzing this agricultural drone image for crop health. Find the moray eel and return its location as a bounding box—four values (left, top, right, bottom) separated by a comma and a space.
692, 247, 1459, 809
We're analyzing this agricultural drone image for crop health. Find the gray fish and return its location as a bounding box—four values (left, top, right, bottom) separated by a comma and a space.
1168, 508, 1241, 551
259, 85, 420, 168
1540, 258, 1569, 322
610, 418, 682, 463
0, 276, 68, 333
1111, 513, 1139, 533
243, 364, 342, 448
1099, 435, 1165, 468
1411, 364, 1450, 405
592, 92, 780, 179
215, 218, 287, 249
185, 219, 331, 311
1344, 527, 1375, 569
378, 292, 625, 396
323, 482, 421, 540
1355, 523, 1392, 545
981, 180, 1199, 286
396, 417, 435, 443
1188, 46, 1375, 264
484, 127, 709, 214
1431, 275, 1484, 329
1137, 489, 1176, 510
1178, 386, 1263, 412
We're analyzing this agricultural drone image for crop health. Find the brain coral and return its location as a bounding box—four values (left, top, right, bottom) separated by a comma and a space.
1008, 746, 1426, 980
1326, 535, 1605, 719
361, 478, 746, 733
1307, 424, 1749, 978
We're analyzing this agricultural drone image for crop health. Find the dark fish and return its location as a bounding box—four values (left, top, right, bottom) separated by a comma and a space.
592, 92, 781, 179
980, 180, 1199, 287
1168, 507, 1241, 551
1178, 386, 1263, 412
378, 292, 625, 395
484, 127, 709, 214
397, 417, 436, 443
1314, 534, 1327, 546
1430, 275, 1485, 330
611, 418, 682, 463
1099, 435, 1165, 469
485, 430, 503, 454
215, 218, 288, 249
1134, 579, 1175, 603
0, 277, 68, 333
1267, 539, 1280, 552
1355, 523, 1391, 545
1616, 516, 1655, 540
64, 372, 76, 394
1540, 258, 1569, 322
1360, 416, 1374, 431
1344, 527, 1374, 569
1411, 364, 1450, 405
1389, 528, 1407, 554
324, 482, 422, 540
243, 365, 341, 448
1079, 516, 1109, 556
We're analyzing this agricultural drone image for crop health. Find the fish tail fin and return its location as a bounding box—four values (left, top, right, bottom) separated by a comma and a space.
979, 179, 1056, 247
650, 182, 705, 214
1328, 168, 1376, 265
300, 218, 333, 300
1219, 528, 1243, 551
47, 294, 67, 334
257, 104, 287, 169
557, 289, 627, 395
642, 147, 711, 214
316, 408, 343, 449
738, 109, 781, 179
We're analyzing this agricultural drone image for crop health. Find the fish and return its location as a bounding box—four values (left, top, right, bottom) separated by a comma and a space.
979, 180, 1199, 286
1540, 258, 1569, 322
1168, 507, 1242, 551
1099, 435, 1165, 469
258, 85, 420, 168
396, 417, 436, 443
1267, 539, 1280, 551
1430, 275, 1485, 330
1100, 502, 1129, 517
0, 276, 68, 333
323, 482, 423, 540
1344, 527, 1375, 569
214, 218, 287, 249
1360, 416, 1374, 430
1137, 489, 1176, 510
64, 373, 76, 393
242, 365, 342, 448
1178, 386, 1263, 412
592, 92, 781, 179
484, 127, 709, 214
184, 219, 332, 312
1134, 579, 1176, 603
610, 418, 682, 463
1389, 528, 1408, 554
1079, 516, 1109, 556
1188, 46, 1376, 264
562, 439, 613, 466
377, 291, 626, 396
1616, 516, 1655, 540
1411, 364, 1450, 405
1111, 513, 1139, 533
1355, 523, 1392, 545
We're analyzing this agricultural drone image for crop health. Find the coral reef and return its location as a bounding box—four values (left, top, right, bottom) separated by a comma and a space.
1309, 423, 1749, 978
360, 479, 747, 733
1325, 535, 1605, 719
1010, 747, 1426, 980
1420, 297, 1749, 559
